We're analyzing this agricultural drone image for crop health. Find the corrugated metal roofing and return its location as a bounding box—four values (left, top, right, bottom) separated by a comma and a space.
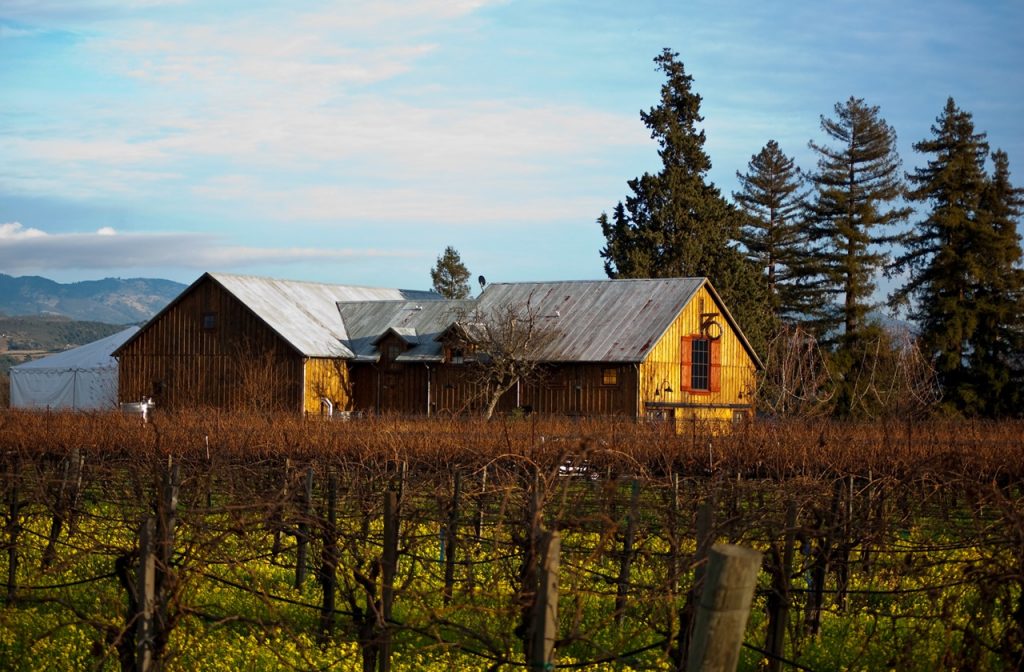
473, 278, 706, 362
209, 273, 440, 357
339, 300, 475, 362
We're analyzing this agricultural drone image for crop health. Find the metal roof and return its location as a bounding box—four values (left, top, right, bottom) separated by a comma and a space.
124, 273, 760, 367
338, 300, 475, 362
210, 273, 440, 357
13, 326, 139, 372
473, 278, 707, 363
336, 278, 764, 366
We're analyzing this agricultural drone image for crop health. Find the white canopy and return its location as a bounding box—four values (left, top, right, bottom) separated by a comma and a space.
10, 326, 139, 411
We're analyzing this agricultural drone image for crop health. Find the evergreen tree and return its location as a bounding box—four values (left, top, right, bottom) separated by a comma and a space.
599, 49, 772, 352
969, 150, 1024, 416
893, 98, 990, 410
430, 246, 471, 299
733, 140, 812, 323
805, 97, 911, 344
895, 99, 1024, 416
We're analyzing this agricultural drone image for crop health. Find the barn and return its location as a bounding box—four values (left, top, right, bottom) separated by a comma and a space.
339, 278, 763, 424
116, 273, 762, 423
113, 273, 439, 413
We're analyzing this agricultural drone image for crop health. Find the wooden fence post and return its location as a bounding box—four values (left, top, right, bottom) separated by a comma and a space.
530, 530, 560, 670
805, 482, 839, 635
318, 472, 338, 646
42, 452, 71, 569
136, 516, 157, 672
67, 447, 85, 534
676, 489, 717, 668
295, 466, 314, 589
519, 466, 543, 661
271, 458, 290, 560
686, 543, 762, 672
5, 454, 20, 605
614, 479, 640, 623
443, 472, 461, 606
765, 500, 797, 672
157, 458, 180, 573
379, 490, 399, 672
475, 465, 487, 543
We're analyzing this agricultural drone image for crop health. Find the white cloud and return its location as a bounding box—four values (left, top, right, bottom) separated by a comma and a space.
0, 225, 413, 273
0, 222, 48, 239
1, 0, 645, 227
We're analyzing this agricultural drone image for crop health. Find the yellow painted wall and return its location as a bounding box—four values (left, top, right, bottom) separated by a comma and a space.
303, 357, 352, 416
638, 284, 758, 424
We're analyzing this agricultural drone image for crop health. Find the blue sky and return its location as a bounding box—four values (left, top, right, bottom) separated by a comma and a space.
2, 0, 1022, 292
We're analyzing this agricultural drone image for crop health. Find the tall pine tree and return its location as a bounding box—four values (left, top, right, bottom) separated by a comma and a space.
430, 246, 472, 299
733, 140, 812, 323
896, 99, 1024, 416
894, 98, 990, 410
968, 149, 1024, 416
805, 97, 911, 344
599, 49, 771, 352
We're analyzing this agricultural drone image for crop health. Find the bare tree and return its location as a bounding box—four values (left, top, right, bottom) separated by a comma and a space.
453, 296, 558, 419
842, 325, 940, 419
756, 324, 835, 417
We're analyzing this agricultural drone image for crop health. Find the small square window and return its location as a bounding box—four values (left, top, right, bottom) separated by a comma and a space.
201, 312, 217, 331
601, 367, 618, 386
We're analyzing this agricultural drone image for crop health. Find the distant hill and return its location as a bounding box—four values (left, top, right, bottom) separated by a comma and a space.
0, 314, 132, 388
0, 274, 185, 324
0, 314, 128, 353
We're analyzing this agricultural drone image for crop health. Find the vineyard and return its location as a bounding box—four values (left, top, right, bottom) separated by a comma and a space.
1, 410, 1022, 671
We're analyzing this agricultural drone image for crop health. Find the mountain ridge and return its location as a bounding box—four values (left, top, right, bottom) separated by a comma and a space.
0, 273, 186, 324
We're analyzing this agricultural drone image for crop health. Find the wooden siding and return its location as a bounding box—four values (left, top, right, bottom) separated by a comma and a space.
519, 364, 638, 416
117, 277, 303, 412
303, 357, 352, 415
349, 361, 638, 418
638, 285, 757, 424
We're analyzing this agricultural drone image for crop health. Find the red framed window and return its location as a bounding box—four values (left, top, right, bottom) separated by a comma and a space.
681, 336, 721, 393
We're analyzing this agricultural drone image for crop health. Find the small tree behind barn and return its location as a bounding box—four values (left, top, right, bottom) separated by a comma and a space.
430, 246, 472, 299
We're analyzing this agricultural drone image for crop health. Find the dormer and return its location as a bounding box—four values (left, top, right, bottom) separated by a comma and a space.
373, 327, 417, 369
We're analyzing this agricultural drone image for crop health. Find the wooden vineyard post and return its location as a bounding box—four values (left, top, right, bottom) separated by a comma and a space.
68, 447, 85, 534
670, 473, 681, 591
158, 458, 180, 575
5, 453, 20, 605
136, 517, 157, 672
318, 472, 338, 646
519, 467, 543, 661
615, 479, 640, 623
443, 472, 461, 606
804, 482, 840, 636
379, 490, 399, 672
686, 543, 762, 672
835, 474, 854, 612
765, 500, 797, 672
204, 435, 213, 509
475, 465, 487, 542
295, 466, 314, 589
395, 461, 408, 508
666, 472, 681, 658
676, 489, 716, 668
531, 530, 561, 670
271, 458, 290, 560
42, 450, 73, 569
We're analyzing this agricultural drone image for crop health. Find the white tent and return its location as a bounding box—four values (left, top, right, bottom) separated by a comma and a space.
10, 326, 139, 411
